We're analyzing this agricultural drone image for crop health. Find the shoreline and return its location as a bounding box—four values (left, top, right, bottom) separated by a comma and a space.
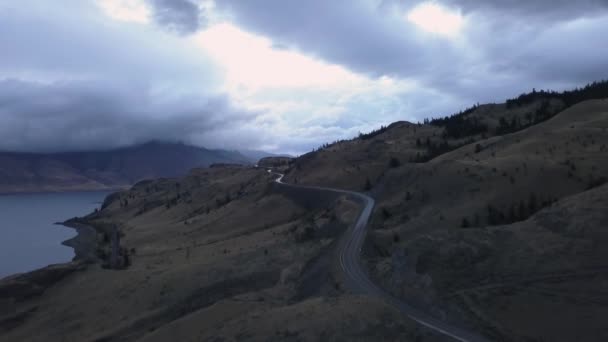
57, 220, 100, 263
0, 187, 126, 196
0, 221, 98, 306
0, 220, 101, 305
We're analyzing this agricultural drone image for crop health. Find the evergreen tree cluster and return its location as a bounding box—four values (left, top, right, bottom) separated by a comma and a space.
411, 138, 474, 163
428, 110, 488, 139
358, 125, 389, 140
479, 193, 557, 227
506, 80, 608, 109
313, 138, 347, 152
426, 80, 608, 141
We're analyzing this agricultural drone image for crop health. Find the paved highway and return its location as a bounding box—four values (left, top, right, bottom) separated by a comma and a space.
272, 172, 489, 342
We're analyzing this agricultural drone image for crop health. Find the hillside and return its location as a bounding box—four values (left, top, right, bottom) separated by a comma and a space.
281, 92, 608, 339
284, 81, 608, 190
0, 142, 252, 193
2, 85, 608, 341
0, 166, 440, 341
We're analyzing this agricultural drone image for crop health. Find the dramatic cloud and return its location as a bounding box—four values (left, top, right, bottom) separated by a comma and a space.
214, 0, 608, 101
147, 0, 205, 34
0, 0, 606, 154
436, 0, 608, 19
0, 79, 259, 152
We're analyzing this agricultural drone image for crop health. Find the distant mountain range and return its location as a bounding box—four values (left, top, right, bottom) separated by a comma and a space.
0, 142, 257, 193
239, 150, 294, 163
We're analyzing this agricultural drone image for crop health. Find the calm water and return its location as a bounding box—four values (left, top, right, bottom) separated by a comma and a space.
0, 191, 110, 279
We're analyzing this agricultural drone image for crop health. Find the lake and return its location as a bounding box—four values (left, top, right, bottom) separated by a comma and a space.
0, 191, 111, 279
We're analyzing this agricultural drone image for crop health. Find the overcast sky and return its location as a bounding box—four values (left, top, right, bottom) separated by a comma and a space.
1, 0, 607, 154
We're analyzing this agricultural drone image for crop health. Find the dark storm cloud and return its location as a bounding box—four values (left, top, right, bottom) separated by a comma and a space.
0, 2, 217, 84
435, 0, 608, 19
0, 1, 264, 153
147, 0, 205, 34
214, 0, 434, 78
2, 0, 607, 154
0, 79, 259, 152
212, 0, 608, 104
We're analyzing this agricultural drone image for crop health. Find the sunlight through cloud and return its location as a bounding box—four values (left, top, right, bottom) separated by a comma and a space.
194, 23, 364, 92
406, 2, 465, 38
96, 0, 151, 24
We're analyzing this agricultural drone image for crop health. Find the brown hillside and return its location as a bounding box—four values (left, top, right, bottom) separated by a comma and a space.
1, 166, 438, 341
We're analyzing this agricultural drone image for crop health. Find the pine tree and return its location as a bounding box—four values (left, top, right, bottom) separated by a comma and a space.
364, 178, 372, 191
528, 193, 537, 214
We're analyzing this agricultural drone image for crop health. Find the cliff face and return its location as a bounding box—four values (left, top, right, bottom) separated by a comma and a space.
0, 142, 252, 193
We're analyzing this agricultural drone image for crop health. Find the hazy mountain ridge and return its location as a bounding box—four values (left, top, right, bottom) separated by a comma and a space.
0, 142, 253, 193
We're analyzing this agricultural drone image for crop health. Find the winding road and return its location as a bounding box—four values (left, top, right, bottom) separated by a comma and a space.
272, 172, 489, 342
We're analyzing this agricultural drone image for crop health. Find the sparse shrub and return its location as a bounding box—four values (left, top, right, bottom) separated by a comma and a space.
363, 178, 372, 191
382, 207, 392, 219
487, 205, 501, 225
393, 232, 400, 242
528, 193, 537, 213
518, 200, 526, 220
587, 177, 608, 190
296, 226, 316, 242
389, 157, 401, 168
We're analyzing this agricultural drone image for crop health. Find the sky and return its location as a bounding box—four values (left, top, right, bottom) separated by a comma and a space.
1, 0, 607, 155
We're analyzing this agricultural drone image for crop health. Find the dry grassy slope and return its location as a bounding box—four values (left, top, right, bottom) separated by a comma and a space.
139, 295, 442, 342
285, 121, 442, 190
279, 98, 607, 341
284, 98, 562, 191
362, 100, 608, 341
464, 98, 564, 132
1, 166, 433, 342
372, 99, 608, 232
369, 183, 608, 342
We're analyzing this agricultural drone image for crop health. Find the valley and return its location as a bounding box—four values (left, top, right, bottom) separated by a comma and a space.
2, 85, 608, 341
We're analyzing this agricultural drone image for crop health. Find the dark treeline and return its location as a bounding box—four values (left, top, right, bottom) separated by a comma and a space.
425, 105, 488, 139
411, 138, 475, 163
506, 80, 608, 108
358, 125, 389, 140
311, 125, 389, 152
304, 80, 608, 160
495, 100, 552, 135
428, 80, 608, 139
462, 193, 558, 228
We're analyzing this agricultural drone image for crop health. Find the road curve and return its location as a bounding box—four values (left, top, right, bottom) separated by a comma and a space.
272, 172, 489, 342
